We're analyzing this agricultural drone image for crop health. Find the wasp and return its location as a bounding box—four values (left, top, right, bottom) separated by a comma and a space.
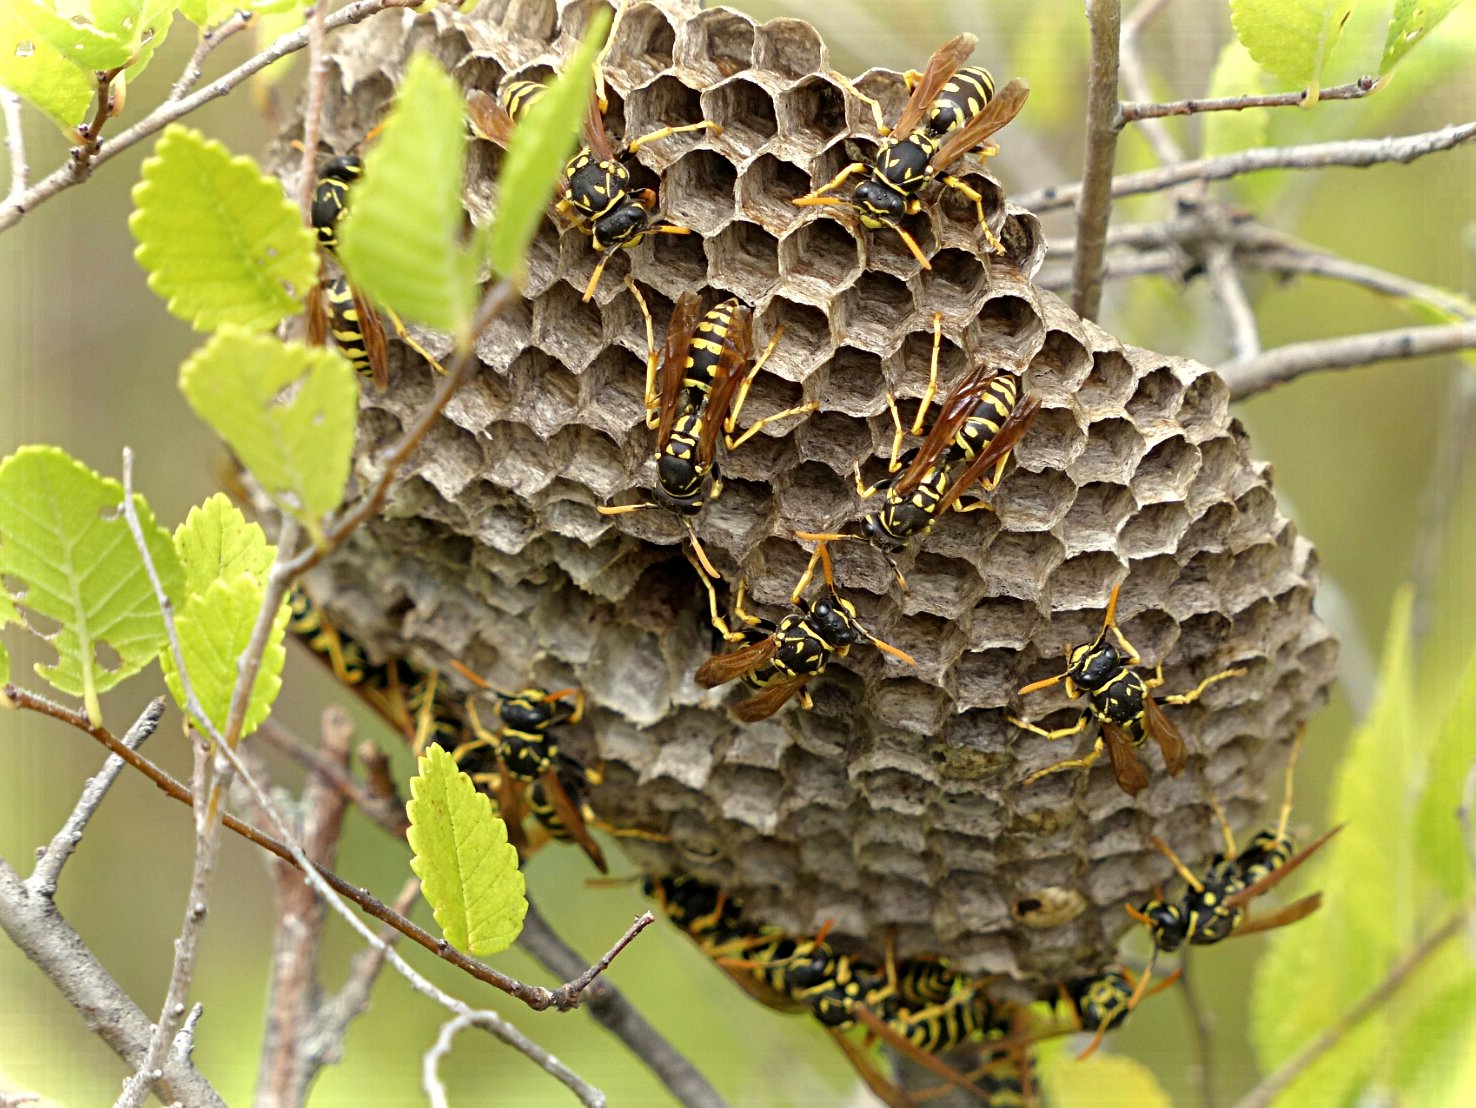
1009, 582, 1246, 796
794, 33, 1029, 267
301, 149, 446, 390
598, 282, 814, 577
1124, 728, 1341, 1003
694, 541, 915, 722
451, 661, 608, 874
796, 314, 1039, 590
467, 73, 719, 301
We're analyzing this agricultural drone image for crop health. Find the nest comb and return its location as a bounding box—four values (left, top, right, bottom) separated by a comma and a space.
277, 0, 1338, 982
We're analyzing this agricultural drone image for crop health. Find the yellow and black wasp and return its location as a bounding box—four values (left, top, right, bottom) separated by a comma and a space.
694, 541, 915, 722
796, 314, 1039, 589
450, 661, 608, 874
1009, 581, 1246, 796
794, 33, 1029, 267
1123, 728, 1341, 1004
467, 73, 718, 301
598, 282, 814, 576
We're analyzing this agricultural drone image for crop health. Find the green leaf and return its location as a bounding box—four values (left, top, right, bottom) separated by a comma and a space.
173, 493, 276, 601
178, 331, 357, 534
336, 54, 478, 338
0, 446, 183, 724
130, 125, 319, 333
1036, 1035, 1172, 1107
1230, 0, 1356, 94
407, 744, 527, 957
1392, 969, 1476, 1101
1414, 644, 1476, 898
0, 8, 94, 133
488, 7, 611, 285
1202, 40, 1270, 159
10, 0, 174, 74
1381, 0, 1464, 74
161, 572, 288, 742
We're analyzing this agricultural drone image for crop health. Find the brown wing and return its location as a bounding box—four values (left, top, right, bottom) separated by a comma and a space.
655, 292, 705, 449
491, 760, 532, 856
581, 81, 618, 163
306, 281, 328, 347
929, 78, 1030, 172
1232, 893, 1324, 938
849, 1005, 997, 1105
1100, 722, 1149, 796
891, 32, 978, 139
1224, 824, 1345, 909
1142, 695, 1188, 776
932, 392, 1042, 514
695, 634, 779, 688
732, 674, 814, 722
695, 307, 755, 467
352, 284, 389, 391
466, 90, 517, 146
894, 369, 997, 495
539, 768, 608, 873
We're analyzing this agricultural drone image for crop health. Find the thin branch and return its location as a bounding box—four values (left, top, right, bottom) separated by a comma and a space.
316, 877, 422, 1044
1070, 0, 1123, 321
1017, 121, 1476, 215
1117, 0, 1182, 167
0, 0, 424, 232
1222, 321, 1476, 399
1175, 949, 1217, 1108
2, 89, 25, 209
296, 2, 330, 226
73, 66, 126, 172
1241, 247, 1476, 320
0, 856, 226, 1107
1119, 77, 1378, 124
1205, 245, 1261, 360
424, 1012, 605, 1108
1232, 900, 1474, 1108
31, 698, 167, 895
257, 718, 409, 832
168, 11, 256, 102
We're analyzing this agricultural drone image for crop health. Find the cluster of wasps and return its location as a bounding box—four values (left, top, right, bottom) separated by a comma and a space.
284, 20, 1342, 1104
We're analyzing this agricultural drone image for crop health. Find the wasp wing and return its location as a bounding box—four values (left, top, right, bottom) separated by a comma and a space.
306, 280, 329, 348
1224, 824, 1345, 909
351, 283, 390, 392
695, 307, 756, 467
538, 767, 608, 873
1231, 893, 1324, 938
932, 391, 1041, 514
655, 292, 705, 450
466, 90, 518, 146
695, 633, 780, 688
1142, 694, 1188, 777
1100, 722, 1150, 796
581, 81, 618, 163
929, 78, 1030, 173
732, 673, 815, 722
894, 368, 996, 496
891, 33, 978, 140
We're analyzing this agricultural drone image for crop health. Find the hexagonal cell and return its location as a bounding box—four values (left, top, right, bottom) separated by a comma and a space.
661, 148, 738, 234
771, 459, 853, 531
622, 74, 711, 167
754, 16, 826, 81
850, 68, 908, 135
1059, 482, 1135, 557
1032, 326, 1093, 396
1075, 350, 1136, 419
602, 1, 676, 88
702, 75, 779, 157
556, 424, 629, 498
755, 296, 831, 383
990, 466, 1077, 533
778, 217, 864, 296
497, 0, 556, 42
916, 247, 989, 315
976, 529, 1065, 607
1068, 416, 1146, 486
698, 221, 778, 305
631, 225, 708, 300
574, 345, 647, 441
506, 349, 580, 439
1126, 363, 1183, 426
1048, 550, 1127, 612
833, 271, 915, 354
791, 409, 875, 479
966, 595, 1045, 653
776, 74, 849, 160
675, 6, 755, 82
1118, 501, 1192, 561
531, 282, 604, 373
933, 167, 1005, 238
890, 321, 964, 412
1176, 369, 1231, 441
735, 152, 811, 238
974, 292, 1044, 353
1013, 403, 1084, 475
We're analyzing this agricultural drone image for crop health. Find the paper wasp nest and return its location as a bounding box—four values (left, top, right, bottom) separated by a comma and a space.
287, 0, 1338, 981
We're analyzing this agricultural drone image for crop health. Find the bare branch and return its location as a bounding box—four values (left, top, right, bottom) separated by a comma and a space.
1222, 321, 1476, 399
1017, 122, 1476, 214
296, 2, 330, 225
0, 857, 225, 1107
1119, 77, 1378, 124
1205, 245, 1261, 360
2, 89, 25, 210
316, 877, 423, 1044
257, 718, 409, 833
1241, 247, 1476, 320
1232, 900, 1474, 1108
552, 913, 657, 1009
1070, 0, 1123, 321
1117, 0, 1182, 167
168, 11, 255, 102
1175, 950, 1217, 1108
31, 698, 167, 895
424, 1012, 605, 1108
0, 0, 424, 232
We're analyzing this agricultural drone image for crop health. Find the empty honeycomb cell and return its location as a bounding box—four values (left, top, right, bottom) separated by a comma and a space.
1120, 502, 1192, 561
1127, 363, 1183, 426
812, 344, 888, 420
1067, 417, 1146, 486
509, 349, 581, 438
753, 17, 825, 81
850, 68, 907, 133
1173, 608, 1236, 664
898, 552, 987, 619
947, 650, 1025, 713
1075, 349, 1136, 416
661, 148, 738, 234
778, 217, 864, 297
602, 1, 676, 87
1000, 208, 1049, 276
675, 5, 755, 81
965, 595, 1045, 653
1014, 403, 1085, 474
968, 530, 1062, 608
1058, 482, 1135, 557
1175, 370, 1231, 441
989, 466, 1078, 532
701, 75, 779, 157
734, 152, 810, 237
634, 224, 708, 298
554, 425, 627, 494
916, 248, 990, 314
1047, 550, 1129, 612
775, 75, 848, 160
705, 219, 779, 301
754, 295, 831, 382
832, 271, 915, 354
1133, 434, 1201, 505
1033, 327, 1094, 396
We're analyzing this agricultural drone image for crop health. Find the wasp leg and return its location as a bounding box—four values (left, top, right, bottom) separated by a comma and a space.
828, 69, 890, 135
625, 119, 722, 154
884, 389, 907, 473
790, 532, 853, 602
793, 161, 869, 206
382, 306, 448, 376
725, 330, 818, 451
624, 276, 660, 423
685, 518, 720, 580
937, 173, 1004, 254
911, 312, 944, 435
1022, 738, 1105, 786
1009, 713, 1090, 743
1160, 666, 1246, 706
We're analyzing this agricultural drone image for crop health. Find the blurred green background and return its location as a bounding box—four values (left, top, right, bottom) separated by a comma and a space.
2, 1, 1474, 1105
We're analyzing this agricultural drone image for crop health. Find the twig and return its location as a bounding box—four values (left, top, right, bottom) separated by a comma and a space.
1205, 245, 1261, 360
2, 89, 25, 210
257, 718, 409, 832
1119, 77, 1378, 124
1176, 950, 1217, 1108
424, 1012, 605, 1108
297, 2, 330, 225
1240, 247, 1476, 320
168, 11, 255, 102
31, 698, 167, 895
316, 877, 423, 1044
0, 0, 425, 232
73, 66, 126, 172
1017, 122, 1476, 214
1117, 0, 1182, 167
1231, 900, 1474, 1108
1071, 0, 1123, 322
1222, 321, 1476, 399
0, 857, 226, 1107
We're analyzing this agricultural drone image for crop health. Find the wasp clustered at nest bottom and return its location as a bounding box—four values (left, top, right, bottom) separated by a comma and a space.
268, 0, 1338, 1076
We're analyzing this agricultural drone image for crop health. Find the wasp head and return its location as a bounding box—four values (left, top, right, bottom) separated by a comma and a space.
807, 594, 867, 651
593, 198, 653, 250
1068, 636, 1120, 690
852, 177, 906, 227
